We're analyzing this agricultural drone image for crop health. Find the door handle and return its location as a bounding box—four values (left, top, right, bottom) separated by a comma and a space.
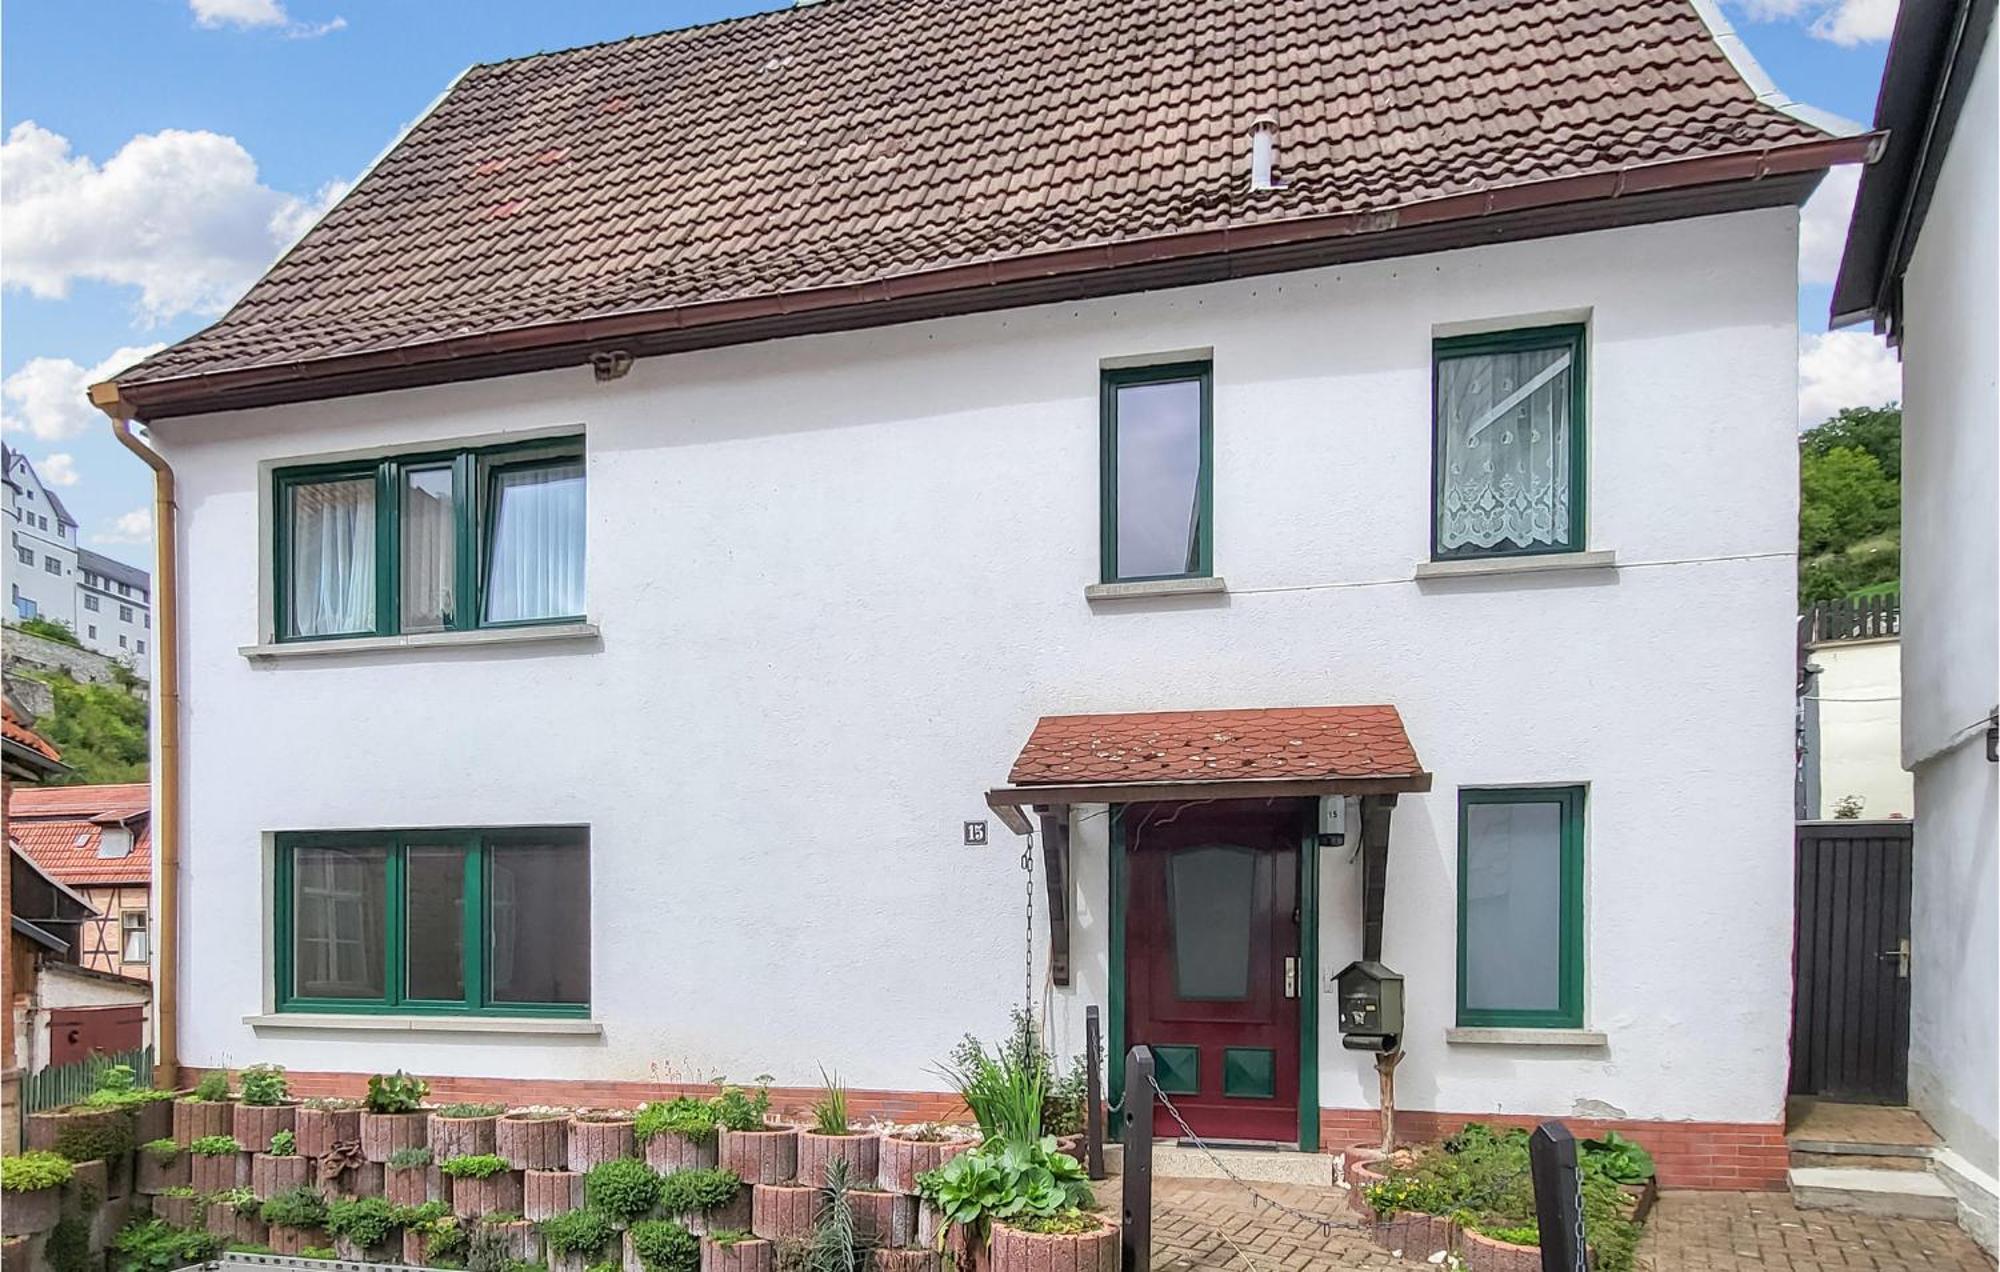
1879, 939, 1911, 979
1284, 957, 1299, 999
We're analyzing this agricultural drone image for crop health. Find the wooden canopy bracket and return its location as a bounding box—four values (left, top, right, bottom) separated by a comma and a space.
1359, 793, 1398, 963
1037, 807, 1072, 986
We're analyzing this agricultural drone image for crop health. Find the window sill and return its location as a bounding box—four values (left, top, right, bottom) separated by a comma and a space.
240, 621, 600, 661
245, 1013, 602, 1036
1445, 1027, 1608, 1047
1084, 577, 1228, 602
1413, 550, 1616, 581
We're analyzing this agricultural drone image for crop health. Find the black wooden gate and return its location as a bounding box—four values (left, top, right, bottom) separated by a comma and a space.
1790, 821, 1914, 1104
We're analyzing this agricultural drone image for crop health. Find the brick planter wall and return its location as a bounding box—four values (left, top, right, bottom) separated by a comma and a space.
203, 1206, 267, 1248
0, 1188, 59, 1237
452, 1170, 525, 1219
701, 1235, 777, 1272
989, 1218, 1118, 1272
189, 1151, 248, 1194
328, 1161, 386, 1199
869, 1250, 944, 1272
250, 1152, 311, 1198
296, 1106, 361, 1157
1459, 1228, 1543, 1272
796, 1131, 880, 1191
360, 1110, 429, 1162
430, 1113, 499, 1159
135, 1150, 189, 1194
568, 1115, 637, 1171
645, 1131, 718, 1173
150, 1194, 203, 1229
721, 1128, 799, 1185
524, 1169, 585, 1220
385, 1164, 447, 1207
268, 1224, 329, 1256
233, 1103, 296, 1152
335, 1235, 399, 1263
837, 1190, 909, 1246
750, 1183, 823, 1240
1371, 1212, 1456, 1262
680, 1190, 752, 1236
499, 1114, 569, 1170
172, 1101, 234, 1146
133, 1100, 175, 1146
486, 1218, 543, 1263
878, 1136, 970, 1194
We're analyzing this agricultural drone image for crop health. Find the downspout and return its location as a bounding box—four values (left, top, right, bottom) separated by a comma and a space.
94, 388, 180, 1089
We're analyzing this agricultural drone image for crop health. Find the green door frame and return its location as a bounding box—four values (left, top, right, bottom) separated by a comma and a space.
1107, 802, 1321, 1151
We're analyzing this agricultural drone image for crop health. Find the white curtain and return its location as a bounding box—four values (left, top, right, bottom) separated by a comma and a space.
400, 468, 455, 632
1437, 348, 1573, 552
483, 461, 585, 623
290, 479, 376, 636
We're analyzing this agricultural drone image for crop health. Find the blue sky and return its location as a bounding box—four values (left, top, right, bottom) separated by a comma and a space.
0, 0, 1903, 572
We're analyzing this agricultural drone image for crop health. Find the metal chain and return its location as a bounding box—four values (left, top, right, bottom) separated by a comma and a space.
1145, 1073, 1369, 1237
1022, 828, 1035, 1016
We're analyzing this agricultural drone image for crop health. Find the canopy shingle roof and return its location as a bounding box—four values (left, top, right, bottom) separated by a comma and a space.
112, 0, 1855, 416
1009, 706, 1422, 786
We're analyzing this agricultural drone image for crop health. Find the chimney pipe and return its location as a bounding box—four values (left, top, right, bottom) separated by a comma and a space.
1250, 116, 1280, 192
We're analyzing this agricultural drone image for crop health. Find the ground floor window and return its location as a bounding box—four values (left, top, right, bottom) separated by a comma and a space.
275, 826, 590, 1016
1456, 786, 1583, 1028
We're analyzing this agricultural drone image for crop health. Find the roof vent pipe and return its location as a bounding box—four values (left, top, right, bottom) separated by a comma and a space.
1249, 116, 1281, 192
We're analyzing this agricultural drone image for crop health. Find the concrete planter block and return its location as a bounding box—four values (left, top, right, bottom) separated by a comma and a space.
840, 1189, 903, 1245
172, 1100, 234, 1146
1459, 1228, 1542, 1272
720, 1128, 798, 1185
268, 1224, 329, 1256
360, 1110, 429, 1163
568, 1115, 638, 1171
204, 1206, 268, 1248
1345, 1152, 1388, 1219
796, 1131, 880, 1191
63, 1159, 108, 1213
645, 1131, 719, 1173
430, 1113, 500, 1159
750, 1182, 822, 1240
498, 1113, 569, 1171
329, 1161, 386, 1199
403, 1226, 465, 1266
335, 1235, 399, 1262
150, 1194, 203, 1228
233, 1103, 297, 1152
1, 1235, 26, 1272
451, 1170, 524, 1219
678, 1190, 751, 1236
549, 1250, 601, 1272
135, 1149, 189, 1194
523, 1169, 585, 1220
0, 1187, 60, 1237
989, 1218, 1119, 1272
295, 1107, 361, 1158
250, 1152, 311, 1199
915, 1201, 947, 1249
189, 1151, 248, 1194
1371, 1212, 1457, 1263
877, 1136, 968, 1195
487, 1217, 543, 1263
29, 1108, 132, 1166
869, 1250, 944, 1272
700, 1235, 777, 1272
132, 1101, 175, 1146
385, 1163, 448, 1207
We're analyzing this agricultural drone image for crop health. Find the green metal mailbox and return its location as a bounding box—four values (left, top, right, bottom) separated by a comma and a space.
1336, 959, 1404, 1052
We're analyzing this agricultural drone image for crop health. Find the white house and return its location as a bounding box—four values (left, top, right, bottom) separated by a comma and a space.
1800, 596, 1913, 820
4, 445, 154, 665
1833, 0, 1998, 1249
93, 0, 1869, 1190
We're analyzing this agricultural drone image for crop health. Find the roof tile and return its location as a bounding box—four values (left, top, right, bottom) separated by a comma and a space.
1008, 705, 1422, 785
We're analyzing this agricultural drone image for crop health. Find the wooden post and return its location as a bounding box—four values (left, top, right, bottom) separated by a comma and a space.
1121, 1046, 1154, 1272
1375, 1049, 1402, 1153
1529, 1120, 1589, 1272
1085, 1006, 1107, 1180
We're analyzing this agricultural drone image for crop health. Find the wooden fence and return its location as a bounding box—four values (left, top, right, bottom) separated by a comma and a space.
1803, 592, 1900, 644
17, 1046, 153, 1146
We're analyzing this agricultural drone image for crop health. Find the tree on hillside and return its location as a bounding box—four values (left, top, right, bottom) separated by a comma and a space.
1801, 403, 1902, 480
1798, 403, 1901, 606
19, 666, 149, 785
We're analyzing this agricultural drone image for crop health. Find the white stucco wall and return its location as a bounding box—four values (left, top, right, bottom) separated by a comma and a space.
1899, 34, 1999, 1189
1810, 637, 1914, 819
155, 208, 1802, 1129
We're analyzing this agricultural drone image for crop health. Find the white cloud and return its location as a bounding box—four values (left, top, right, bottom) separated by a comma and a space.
0, 345, 166, 442
1799, 164, 1860, 286
1799, 330, 1902, 427
0, 122, 343, 323
190, 0, 345, 37
271, 179, 352, 249
37, 454, 79, 487
94, 507, 154, 547
1725, 0, 1899, 43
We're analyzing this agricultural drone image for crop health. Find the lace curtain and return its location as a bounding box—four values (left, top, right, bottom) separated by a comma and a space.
1437, 347, 1574, 553
289, 478, 376, 636
483, 460, 586, 623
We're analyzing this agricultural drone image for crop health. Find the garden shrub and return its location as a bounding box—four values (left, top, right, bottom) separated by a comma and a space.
656, 1166, 740, 1215
142, 1138, 180, 1161
710, 1079, 772, 1132
626, 1219, 699, 1272
188, 1134, 242, 1156
55, 1115, 135, 1163
585, 1156, 662, 1219
1, 1150, 74, 1190
634, 1096, 719, 1142
439, 1153, 510, 1179
111, 1218, 222, 1271
389, 1146, 436, 1169
261, 1185, 330, 1229
327, 1196, 401, 1247
540, 1208, 617, 1259
366, 1070, 429, 1113
239, 1064, 289, 1106
189, 1073, 231, 1103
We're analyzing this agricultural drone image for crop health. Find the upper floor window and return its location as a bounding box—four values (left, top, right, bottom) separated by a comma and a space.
43, 555, 60, 575
1433, 325, 1585, 560
1456, 786, 1584, 1029
274, 439, 584, 641
119, 605, 133, 622
14, 546, 29, 567
121, 911, 149, 965
83, 593, 99, 612
1100, 362, 1212, 583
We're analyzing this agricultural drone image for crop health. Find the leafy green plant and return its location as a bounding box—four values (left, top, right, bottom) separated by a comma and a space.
212, 1187, 261, 1215
327, 1196, 401, 1247
465, 1226, 513, 1272
708, 1228, 752, 1246
951, 1008, 1089, 1137
239, 1064, 289, 1106
408, 1208, 467, 1263
142, 1138, 180, 1161
155, 1186, 197, 1198
811, 1068, 851, 1136
711, 1077, 773, 1132
299, 1246, 338, 1261
111, 1218, 223, 1271
938, 1035, 1045, 1146
1007, 1211, 1103, 1235
269, 1129, 298, 1156
802, 1157, 872, 1272
46, 1214, 90, 1272
1581, 1131, 1656, 1185
366, 1070, 429, 1113
635, 1096, 720, 1143
77, 1064, 177, 1110
626, 1219, 699, 1272
1475, 1221, 1541, 1245
434, 1102, 505, 1118
261, 1186, 330, 1229
540, 1208, 617, 1259
189, 1072, 232, 1103
188, 1134, 242, 1156
389, 1146, 436, 1169
584, 1156, 662, 1220
439, 1153, 510, 1179
2, 1149, 76, 1190
915, 1137, 1092, 1242
655, 1167, 741, 1215
15, 663, 148, 784
16, 615, 81, 645
55, 1115, 135, 1162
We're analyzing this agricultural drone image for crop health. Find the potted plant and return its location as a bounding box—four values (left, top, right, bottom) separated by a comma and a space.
173, 1071, 235, 1144
919, 1139, 1102, 1272
327, 1195, 403, 1261
431, 1101, 506, 1158
539, 1206, 616, 1272
625, 1218, 701, 1272
499, 1107, 571, 1171
295, 1095, 362, 1158
386, 1145, 447, 1206
443, 1153, 523, 1218
187, 1133, 247, 1193
136, 1137, 190, 1194
252, 1127, 312, 1197
0, 1150, 72, 1237
568, 1107, 639, 1171
360, 1070, 431, 1162
699, 1226, 776, 1272
233, 1064, 296, 1151
797, 1070, 881, 1190
638, 1095, 721, 1172
716, 1078, 796, 1185
878, 1124, 974, 1196
658, 1166, 749, 1234
988, 1209, 1116, 1272
259, 1184, 331, 1255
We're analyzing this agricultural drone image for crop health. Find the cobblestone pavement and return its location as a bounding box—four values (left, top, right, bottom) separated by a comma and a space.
1099, 1177, 1400, 1271
1635, 1191, 1995, 1272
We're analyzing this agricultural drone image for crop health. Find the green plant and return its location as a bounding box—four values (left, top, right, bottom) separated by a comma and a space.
435, 1102, 506, 1118
711, 1077, 773, 1131
626, 1219, 699, 1272
584, 1156, 662, 1220
1475, 1221, 1541, 1245
269, 1129, 298, 1156
465, 1226, 513, 1272
299, 1246, 338, 1260
439, 1153, 510, 1179
811, 1068, 851, 1136
17, 615, 81, 645
47, 1214, 91, 1272
261, 1185, 331, 1229
211, 1186, 260, 1215
155, 1186, 197, 1198
327, 1196, 402, 1247
540, 1208, 617, 1259
16, 664, 148, 784
111, 1218, 223, 1271
188, 1134, 243, 1156
227, 1242, 278, 1254
303, 1096, 361, 1111
952, 1008, 1089, 1138
240, 1064, 289, 1106
389, 1145, 436, 1169
54, 1115, 135, 1162
410, 1209, 467, 1263
78, 1064, 175, 1110
1581, 1131, 1656, 1185
1, 1149, 76, 1190
916, 1137, 1092, 1242
142, 1138, 180, 1161
708, 1229, 752, 1247
366, 1070, 430, 1113
635, 1096, 720, 1143
1007, 1211, 1102, 1235
655, 1167, 741, 1215
190, 1072, 232, 1102
802, 1157, 871, 1272
938, 1034, 1045, 1146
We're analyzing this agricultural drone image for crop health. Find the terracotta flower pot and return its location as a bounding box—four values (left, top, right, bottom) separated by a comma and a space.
870, 1250, 944, 1272
878, 1135, 970, 1194
233, 1102, 297, 1152
430, 1112, 500, 1159
295, 1106, 361, 1158
385, 1163, 447, 1207
189, 1151, 248, 1194
0, 1187, 59, 1237
486, 1217, 542, 1262
269, 1223, 329, 1256
680, 1189, 752, 1235
498, 1112, 569, 1170
133, 1100, 175, 1146
567, 1113, 637, 1171
250, 1152, 311, 1199
750, 1182, 822, 1240
523, 1168, 585, 1220
451, 1169, 524, 1219
150, 1193, 203, 1228
136, 1149, 190, 1194
796, 1130, 880, 1190
360, 1109, 430, 1162
848, 1191, 916, 1247
989, 1216, 1118, 1272
645, 1130, 718, 1173
701, 1234, 777, 1272
1460, 1227, 1542, 1272
1371, 1212, 1457, 1262
720, 1126, 799, 1184
172, 1100, 234, 1146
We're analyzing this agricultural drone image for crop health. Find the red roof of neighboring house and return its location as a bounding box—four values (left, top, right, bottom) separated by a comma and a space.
8, 783, 151, 886
1008, 705, 1422, 786
3, 701, 61, 763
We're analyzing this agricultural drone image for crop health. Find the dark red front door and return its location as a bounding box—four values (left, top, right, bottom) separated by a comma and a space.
1126, 800, 1302, 1143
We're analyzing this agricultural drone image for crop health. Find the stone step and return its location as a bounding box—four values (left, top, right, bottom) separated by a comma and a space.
1790, 1149, 1933, 1172
1786, 1134, 1935, 1160
1100, 1141, 1336, 1186
1789, 1166, 1958, 1221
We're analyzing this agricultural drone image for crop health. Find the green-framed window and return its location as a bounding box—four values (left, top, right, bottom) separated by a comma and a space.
1456, 786, 1584, 1028
273, 438, 584, 641
274, 827, 590, 1017
1433, 325, 1586, 560
1100, 362, 1213, 583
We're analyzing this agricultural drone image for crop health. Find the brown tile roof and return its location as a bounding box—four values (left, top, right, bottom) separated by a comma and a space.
111, 0, 1855, 415
1009, 705, 1421, 786
8, 783, 151, 886
3, 701, 60, 763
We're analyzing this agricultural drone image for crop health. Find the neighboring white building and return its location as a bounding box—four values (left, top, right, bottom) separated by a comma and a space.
3, 446, 153, 666
94, 0, 1869, 1191
1833, 0, 1998, 1251
1801, 598, 1914, 820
